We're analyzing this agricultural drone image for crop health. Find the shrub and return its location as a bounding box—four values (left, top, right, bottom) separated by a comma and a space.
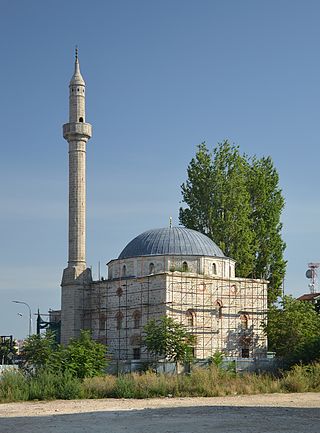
21, 330, 108, 379
281, 363, 320, 393
62, 330, 107, 379
0, 371, 28, 402
83, 375, 117, 398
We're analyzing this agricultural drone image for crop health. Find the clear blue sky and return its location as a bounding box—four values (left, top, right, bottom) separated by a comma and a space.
1, 0, 319, 339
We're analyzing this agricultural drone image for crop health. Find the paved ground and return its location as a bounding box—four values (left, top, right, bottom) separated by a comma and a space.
0, 393, 319, 433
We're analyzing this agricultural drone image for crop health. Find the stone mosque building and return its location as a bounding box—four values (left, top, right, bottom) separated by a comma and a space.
58, 52, 268, 365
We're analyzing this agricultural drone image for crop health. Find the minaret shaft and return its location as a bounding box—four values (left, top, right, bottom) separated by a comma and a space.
61, 51, 92, 345
68, 140, 86, 266
62, 53, 92, 269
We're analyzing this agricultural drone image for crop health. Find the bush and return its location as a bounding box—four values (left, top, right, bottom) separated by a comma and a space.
281, 363, 320, 393
0, 370, 83, 402
21, 330, 108, 379
62, 331, 107, 379
0, 371, 29, 402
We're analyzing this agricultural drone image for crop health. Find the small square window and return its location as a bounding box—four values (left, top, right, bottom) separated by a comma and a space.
133, 348, 140, 359
241, 348, 249, 358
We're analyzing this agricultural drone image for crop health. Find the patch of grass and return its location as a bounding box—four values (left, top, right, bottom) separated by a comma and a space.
83, 375, 117, 398
0, 371, 29, 402
0, 370, 83, 402
281, 363, 320, 393
2, 362, 320, 402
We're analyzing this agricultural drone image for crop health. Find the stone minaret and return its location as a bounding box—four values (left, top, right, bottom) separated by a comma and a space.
61, 49, 92, 344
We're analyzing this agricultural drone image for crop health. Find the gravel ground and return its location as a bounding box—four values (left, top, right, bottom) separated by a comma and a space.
0, 393, 319, 433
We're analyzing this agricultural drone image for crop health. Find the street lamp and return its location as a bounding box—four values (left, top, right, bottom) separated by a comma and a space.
12, 300, 32, 336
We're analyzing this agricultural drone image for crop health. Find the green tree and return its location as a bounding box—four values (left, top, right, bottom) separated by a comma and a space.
180, 141, 254, 277
22, 330, 107, 378
144, 316, 196, 364
264, 296, 320, 366
0, 338, 17, 365
22, 331, 61, 373
179, 140, 286, 303
62, 330, 107, 379
248, 156, 286, 303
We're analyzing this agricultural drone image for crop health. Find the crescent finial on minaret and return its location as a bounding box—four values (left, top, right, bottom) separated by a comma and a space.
70, 46, 85, 86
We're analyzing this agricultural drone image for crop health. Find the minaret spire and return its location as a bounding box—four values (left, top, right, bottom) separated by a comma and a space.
73, 46, 83, 78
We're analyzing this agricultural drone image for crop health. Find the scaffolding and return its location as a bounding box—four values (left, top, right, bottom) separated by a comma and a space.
82, 255, 268, 363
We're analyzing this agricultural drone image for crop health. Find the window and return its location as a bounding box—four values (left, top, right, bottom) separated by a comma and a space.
149, 262, 155, 274
240, 314, 249, 330
212, 263, 217, 275
241, 348, 249, 358
79, 117, 84, 122
122, 265, 126, 277
133, 348, 141, 359
116, 311, 123, 330
216, 301, 223, 319
116, 287, 123, 297
186, 309, 195, 327
133, 310, 141, 329
182, 261, 188, 271
99, 316, 106, 331
230, 284, 237, 294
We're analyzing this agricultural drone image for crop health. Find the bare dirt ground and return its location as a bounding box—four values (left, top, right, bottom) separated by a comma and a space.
0, 393, 319, 433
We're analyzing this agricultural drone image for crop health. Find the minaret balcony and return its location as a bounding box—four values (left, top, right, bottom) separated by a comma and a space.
63, 122, 92, 140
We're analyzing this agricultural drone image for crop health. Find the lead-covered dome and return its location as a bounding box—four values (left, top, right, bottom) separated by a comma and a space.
118, 227, 225, 259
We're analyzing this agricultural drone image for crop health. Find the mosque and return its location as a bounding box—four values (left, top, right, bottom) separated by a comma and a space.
58, 52, 268, 366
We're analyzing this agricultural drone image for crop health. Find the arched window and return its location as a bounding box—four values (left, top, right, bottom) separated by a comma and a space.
133, 310, 141, 329
212, 263, 217, 275
182, 261, 188, 272
116, 287, 123, 297
216, 300, 223, 319
79, 117, 84, 122
149, 263, 155, 274
240, 314, 249, 330
116, 311, 124, 330
186, 309, 195, 327
122, 265, 126, 277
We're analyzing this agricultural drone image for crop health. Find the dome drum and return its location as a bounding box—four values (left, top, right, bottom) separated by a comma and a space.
107, 254, 235, 280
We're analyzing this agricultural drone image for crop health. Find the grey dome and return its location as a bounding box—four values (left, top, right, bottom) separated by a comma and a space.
118, 227, 225, 259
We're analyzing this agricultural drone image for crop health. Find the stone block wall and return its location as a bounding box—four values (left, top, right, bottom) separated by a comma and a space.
84, 262, 267, 361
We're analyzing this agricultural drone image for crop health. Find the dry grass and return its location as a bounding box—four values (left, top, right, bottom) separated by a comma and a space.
1, 363, 320, 402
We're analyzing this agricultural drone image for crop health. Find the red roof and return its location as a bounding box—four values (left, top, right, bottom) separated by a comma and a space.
297, 293, 320, 301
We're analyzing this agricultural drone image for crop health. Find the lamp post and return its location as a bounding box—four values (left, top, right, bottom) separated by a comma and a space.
12, 300, 32, 336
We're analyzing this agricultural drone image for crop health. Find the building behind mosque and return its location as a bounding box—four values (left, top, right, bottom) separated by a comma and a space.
57, 52, 268, 367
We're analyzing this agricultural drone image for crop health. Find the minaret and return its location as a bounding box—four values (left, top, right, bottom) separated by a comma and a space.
61, 49, 92, 344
